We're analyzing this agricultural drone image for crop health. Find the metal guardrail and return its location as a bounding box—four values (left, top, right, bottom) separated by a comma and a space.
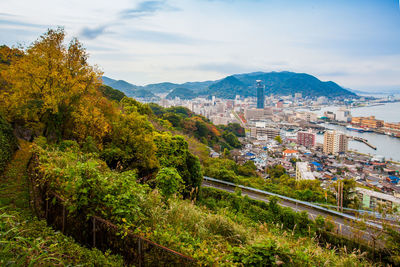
203, 176, 383, 229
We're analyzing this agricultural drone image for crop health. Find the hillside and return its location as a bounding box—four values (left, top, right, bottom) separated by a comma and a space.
103, 71, 356, 99
233, 71, 356, 98
102, 76, 158, 100
202, 75, 249, 99
166, 87, 196, 99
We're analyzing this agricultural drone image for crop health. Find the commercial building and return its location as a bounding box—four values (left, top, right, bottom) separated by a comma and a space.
297, 131, 316, 148
296, 162, 315, 181
256, 80, 265, 109
351, 116, 384, 129
323, 130, 348, 154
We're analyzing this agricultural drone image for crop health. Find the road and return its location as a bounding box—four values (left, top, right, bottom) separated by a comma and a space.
202, 179, 385, 246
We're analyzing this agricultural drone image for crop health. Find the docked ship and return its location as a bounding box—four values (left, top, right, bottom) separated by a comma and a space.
346, 125, 366, 132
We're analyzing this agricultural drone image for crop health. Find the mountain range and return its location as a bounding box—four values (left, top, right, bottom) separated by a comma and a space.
102, 71, 357, 100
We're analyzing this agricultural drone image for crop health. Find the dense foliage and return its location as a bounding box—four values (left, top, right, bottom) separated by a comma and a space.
0, 114, 17, 173
0, 28, 202, 192
148, 103, 242, 151
99, 84, 126, 102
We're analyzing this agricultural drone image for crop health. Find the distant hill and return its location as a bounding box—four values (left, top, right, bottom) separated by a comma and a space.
103, 71, 357, 100
102, 76, 158, 100
166, 88, 196, 100
202, 76, 248, 99
231, 71, 355, 99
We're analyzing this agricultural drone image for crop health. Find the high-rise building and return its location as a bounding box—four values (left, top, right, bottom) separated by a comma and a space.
256, 80, 264, 109
297, 131, 316, 148
323, 130, 348, 154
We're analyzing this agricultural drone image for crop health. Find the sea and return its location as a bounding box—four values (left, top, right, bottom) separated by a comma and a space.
306, 102, 400, 162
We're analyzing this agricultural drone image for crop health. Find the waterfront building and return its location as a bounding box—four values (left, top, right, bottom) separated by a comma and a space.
324, 111, 336, 121
296, 162, 315, 181
323, 130, 348, 155
297, 131, 316, 148
384, 122, 400, 130
336, 108, 351, 122
256, 80, 265, 109
351, 116, 384, 129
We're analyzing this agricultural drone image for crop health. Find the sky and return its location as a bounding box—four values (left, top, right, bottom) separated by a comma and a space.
1, 0, 400, 92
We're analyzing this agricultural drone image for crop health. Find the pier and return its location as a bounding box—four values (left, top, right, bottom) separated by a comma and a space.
348, 136, 377, 150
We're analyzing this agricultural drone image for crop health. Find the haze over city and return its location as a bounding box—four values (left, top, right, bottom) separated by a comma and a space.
1, 0, 400, 91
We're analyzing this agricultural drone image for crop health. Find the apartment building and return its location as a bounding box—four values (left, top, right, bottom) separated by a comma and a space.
323, 130, 348, 154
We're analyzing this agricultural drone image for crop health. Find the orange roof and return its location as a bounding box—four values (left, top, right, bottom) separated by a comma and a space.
283, 149, 298, 154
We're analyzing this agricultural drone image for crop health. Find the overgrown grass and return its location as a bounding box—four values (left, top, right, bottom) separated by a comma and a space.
0, 140, 124, 266
0, 207, 123, 266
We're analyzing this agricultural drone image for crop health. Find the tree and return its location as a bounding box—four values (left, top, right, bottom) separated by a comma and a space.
1, 28, 103, 140
222, 131, 241, 148
274, 135, 282, 144
156, 167, 184, 200
333, 179, 358, 208
154, 132, 202, 196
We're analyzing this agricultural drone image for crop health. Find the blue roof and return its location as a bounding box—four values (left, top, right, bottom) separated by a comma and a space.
246, 152, 255, 156
311, 162, 321, 167
304, 152, 311, 155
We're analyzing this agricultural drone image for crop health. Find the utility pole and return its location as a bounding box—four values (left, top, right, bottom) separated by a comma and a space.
336, 180, 344, 212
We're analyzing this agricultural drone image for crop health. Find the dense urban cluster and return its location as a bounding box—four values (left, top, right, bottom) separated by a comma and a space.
153, 90, 400, 212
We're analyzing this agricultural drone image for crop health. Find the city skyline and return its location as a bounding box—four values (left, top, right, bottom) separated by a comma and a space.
1, 0, 400, 91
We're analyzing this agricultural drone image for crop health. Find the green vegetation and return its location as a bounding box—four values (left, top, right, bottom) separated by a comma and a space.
0, 114, 17, 173
148, 103, 242, 151
204, 159, 337, 205
31, 140, 374, 265
0, 141, 123, 266
99, 84, 126, 102
202, 71, 356, 99
220, 123, 246, 137
0, 29, 390, 265
0, 208, 123, 266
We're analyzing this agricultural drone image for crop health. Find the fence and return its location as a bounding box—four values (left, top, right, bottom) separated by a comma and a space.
28, 161, 197, 266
